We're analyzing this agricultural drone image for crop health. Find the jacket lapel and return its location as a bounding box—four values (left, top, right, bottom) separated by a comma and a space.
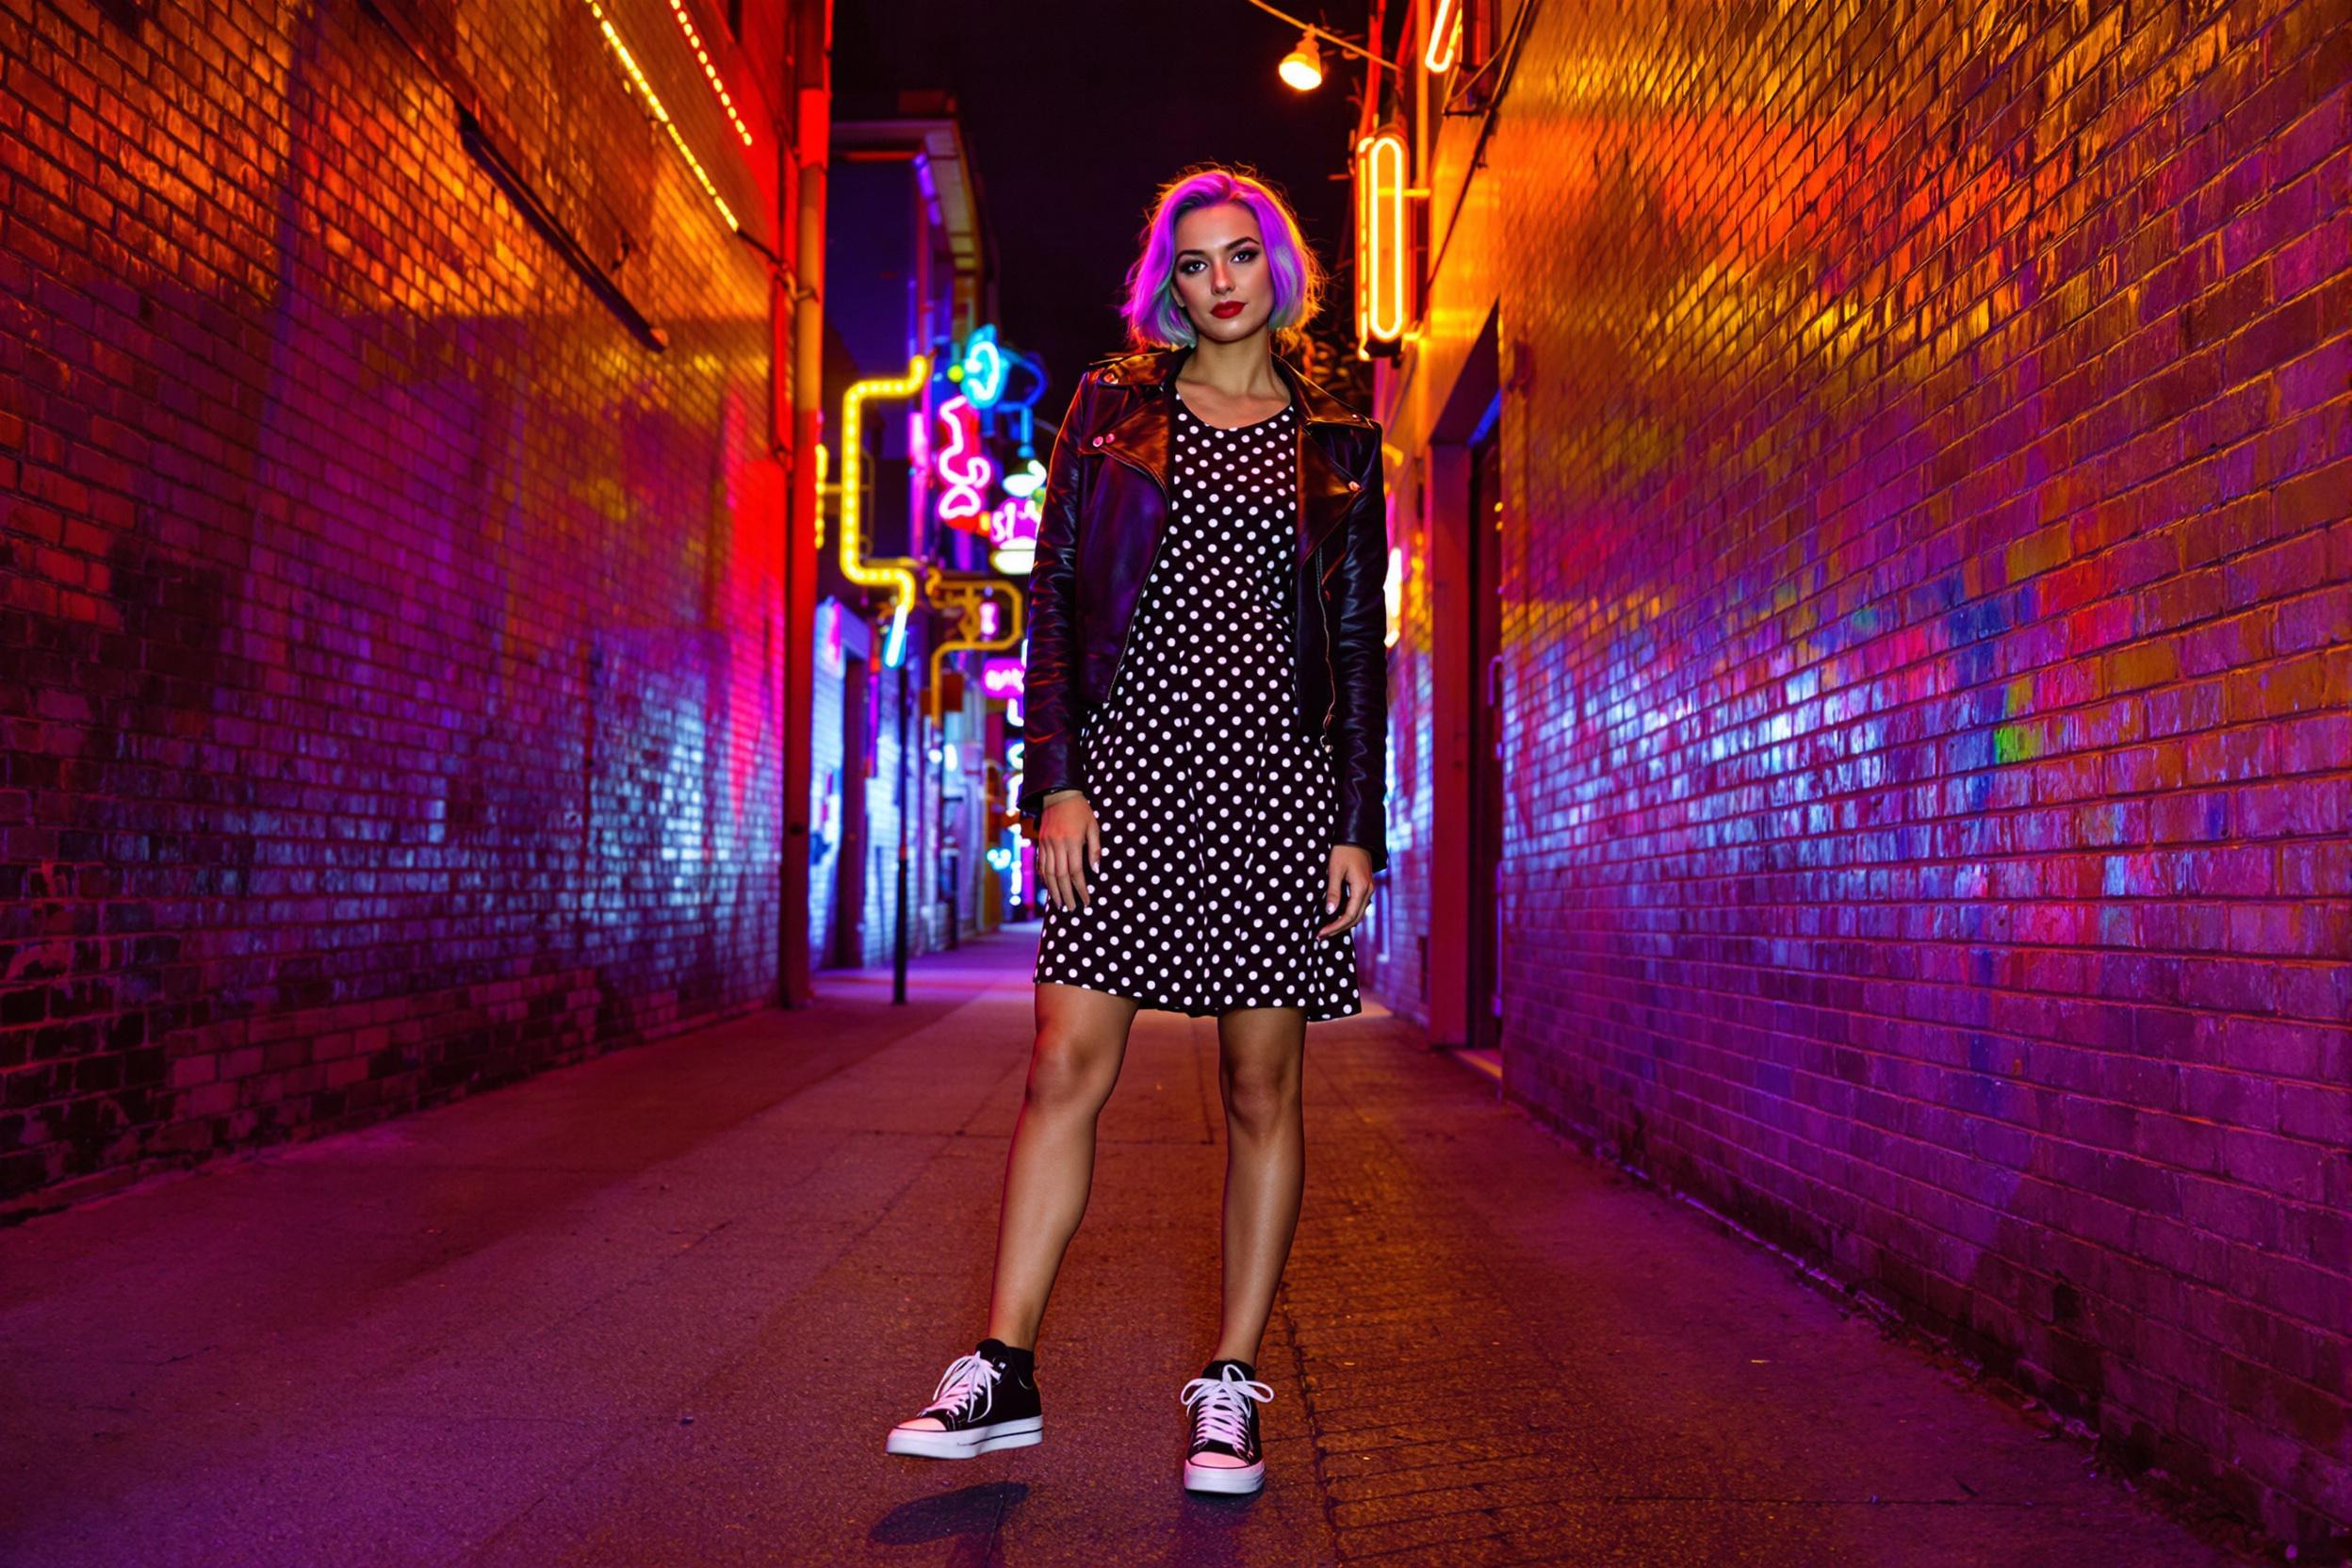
1292, 418, 1361, 563
1094, 346, 1371, 563
1097, 384, 1172, 497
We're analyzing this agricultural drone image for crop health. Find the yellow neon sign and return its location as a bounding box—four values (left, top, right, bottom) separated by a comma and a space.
1354, 129, 1409, 346
1425, 0, 1462, 72
839, 356, 932, 621
583, 0, 740, 232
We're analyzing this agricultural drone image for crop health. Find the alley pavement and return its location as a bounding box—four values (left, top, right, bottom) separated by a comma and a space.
0, 931, 2250, 1567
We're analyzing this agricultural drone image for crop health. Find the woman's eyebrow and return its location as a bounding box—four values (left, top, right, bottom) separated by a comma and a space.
1174, 236, 1264, 259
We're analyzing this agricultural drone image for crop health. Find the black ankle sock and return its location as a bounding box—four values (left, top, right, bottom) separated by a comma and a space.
977, 1336, 1035, 1369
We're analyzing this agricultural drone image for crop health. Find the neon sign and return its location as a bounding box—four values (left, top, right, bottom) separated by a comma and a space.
943, 325, 1051, 455
986, 495, 1039, 576
1353, 127, 1410, 348
959, 325, 1009, 407
988, 496, 1039, 550
839, 355, 930, 664
818, 598, 845, 676
1424, 0, 1462, 72
981, 658, 1026, 700
1002, 459, 1048, 499
933, 395, 996, 528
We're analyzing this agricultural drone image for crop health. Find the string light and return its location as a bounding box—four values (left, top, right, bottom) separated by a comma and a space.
665, 0, 756, 147
582, 0, 740, 232
812, 440, 830, 550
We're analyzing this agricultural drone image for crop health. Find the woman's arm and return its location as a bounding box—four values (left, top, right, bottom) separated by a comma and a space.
1017, 377, 1094, 825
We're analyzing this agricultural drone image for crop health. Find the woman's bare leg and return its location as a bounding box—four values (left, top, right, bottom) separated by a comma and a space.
984, 980, 1143, 1349
1209, 1004, 1307, 1364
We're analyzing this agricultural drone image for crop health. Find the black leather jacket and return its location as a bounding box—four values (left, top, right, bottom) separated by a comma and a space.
1018, 345, 1390, 874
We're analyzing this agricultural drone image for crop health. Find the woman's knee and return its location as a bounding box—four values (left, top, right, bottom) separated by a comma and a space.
1024, 1029, 1119, 1114
1219, 1060, 1300, 1135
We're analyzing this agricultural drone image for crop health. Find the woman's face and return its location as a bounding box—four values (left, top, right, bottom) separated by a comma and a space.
1170, 201, 1272, 344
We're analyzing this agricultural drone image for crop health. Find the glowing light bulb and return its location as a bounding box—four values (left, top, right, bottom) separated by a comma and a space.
1278, 31, 1323, 90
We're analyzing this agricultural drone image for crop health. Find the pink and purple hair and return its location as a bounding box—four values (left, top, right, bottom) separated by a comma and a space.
1120, 166, 1327, 353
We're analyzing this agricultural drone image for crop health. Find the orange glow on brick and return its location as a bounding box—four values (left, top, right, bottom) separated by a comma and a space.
665, 0, 756, 149
1354, 128, 1410, 346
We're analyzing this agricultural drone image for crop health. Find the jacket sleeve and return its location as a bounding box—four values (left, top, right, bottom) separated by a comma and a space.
1330, 424, 1390, 874
1016, 374, 1094, 826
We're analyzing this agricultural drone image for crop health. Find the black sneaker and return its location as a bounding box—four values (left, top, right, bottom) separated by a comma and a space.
1179, 1357, 1273, 1493
884, 1337, 1043, 1459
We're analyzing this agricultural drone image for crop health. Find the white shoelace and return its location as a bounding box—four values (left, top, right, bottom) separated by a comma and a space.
1179, 1364, 1275, 1450
928, 1352, 1001, 1422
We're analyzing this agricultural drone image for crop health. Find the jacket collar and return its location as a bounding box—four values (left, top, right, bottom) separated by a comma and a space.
1093, 344, 1375, 429
1089, 344, 1370, 562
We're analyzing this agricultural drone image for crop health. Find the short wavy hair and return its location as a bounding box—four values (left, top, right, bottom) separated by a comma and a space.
1120, 165, 1326, 355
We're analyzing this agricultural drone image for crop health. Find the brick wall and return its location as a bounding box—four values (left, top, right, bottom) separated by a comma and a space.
0, 0, 798, 1215
1380, 0, 2349, 1550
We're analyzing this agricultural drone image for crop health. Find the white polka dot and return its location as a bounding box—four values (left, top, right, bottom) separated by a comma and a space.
1033, 393, 1357, 1021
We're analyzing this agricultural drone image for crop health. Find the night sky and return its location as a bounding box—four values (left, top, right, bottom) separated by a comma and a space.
834, 0, 1369, 402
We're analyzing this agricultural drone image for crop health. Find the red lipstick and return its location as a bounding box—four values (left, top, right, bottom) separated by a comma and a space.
1211, 300, 1245, 318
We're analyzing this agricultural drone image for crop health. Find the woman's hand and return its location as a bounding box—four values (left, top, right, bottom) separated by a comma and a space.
1038, 790, 1100, 911
1317, 844, 1375, 938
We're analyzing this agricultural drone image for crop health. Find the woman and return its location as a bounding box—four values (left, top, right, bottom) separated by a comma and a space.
885, 166, 1389, 1496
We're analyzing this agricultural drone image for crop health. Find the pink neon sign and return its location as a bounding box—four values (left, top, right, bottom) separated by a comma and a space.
988, 495, 1039, 549
981, 657, 1025, 699
933, 396, 995, 531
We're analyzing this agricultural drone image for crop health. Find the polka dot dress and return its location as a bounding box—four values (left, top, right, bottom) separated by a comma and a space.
1033, 389, 1362, 1021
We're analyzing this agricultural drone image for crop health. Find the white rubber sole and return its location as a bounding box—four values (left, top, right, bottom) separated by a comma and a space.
1183, 1456, 1266, 1494
884, 1416, 1043, 1459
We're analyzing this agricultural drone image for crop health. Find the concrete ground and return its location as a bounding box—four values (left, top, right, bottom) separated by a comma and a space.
0, 929, 2253, 1567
